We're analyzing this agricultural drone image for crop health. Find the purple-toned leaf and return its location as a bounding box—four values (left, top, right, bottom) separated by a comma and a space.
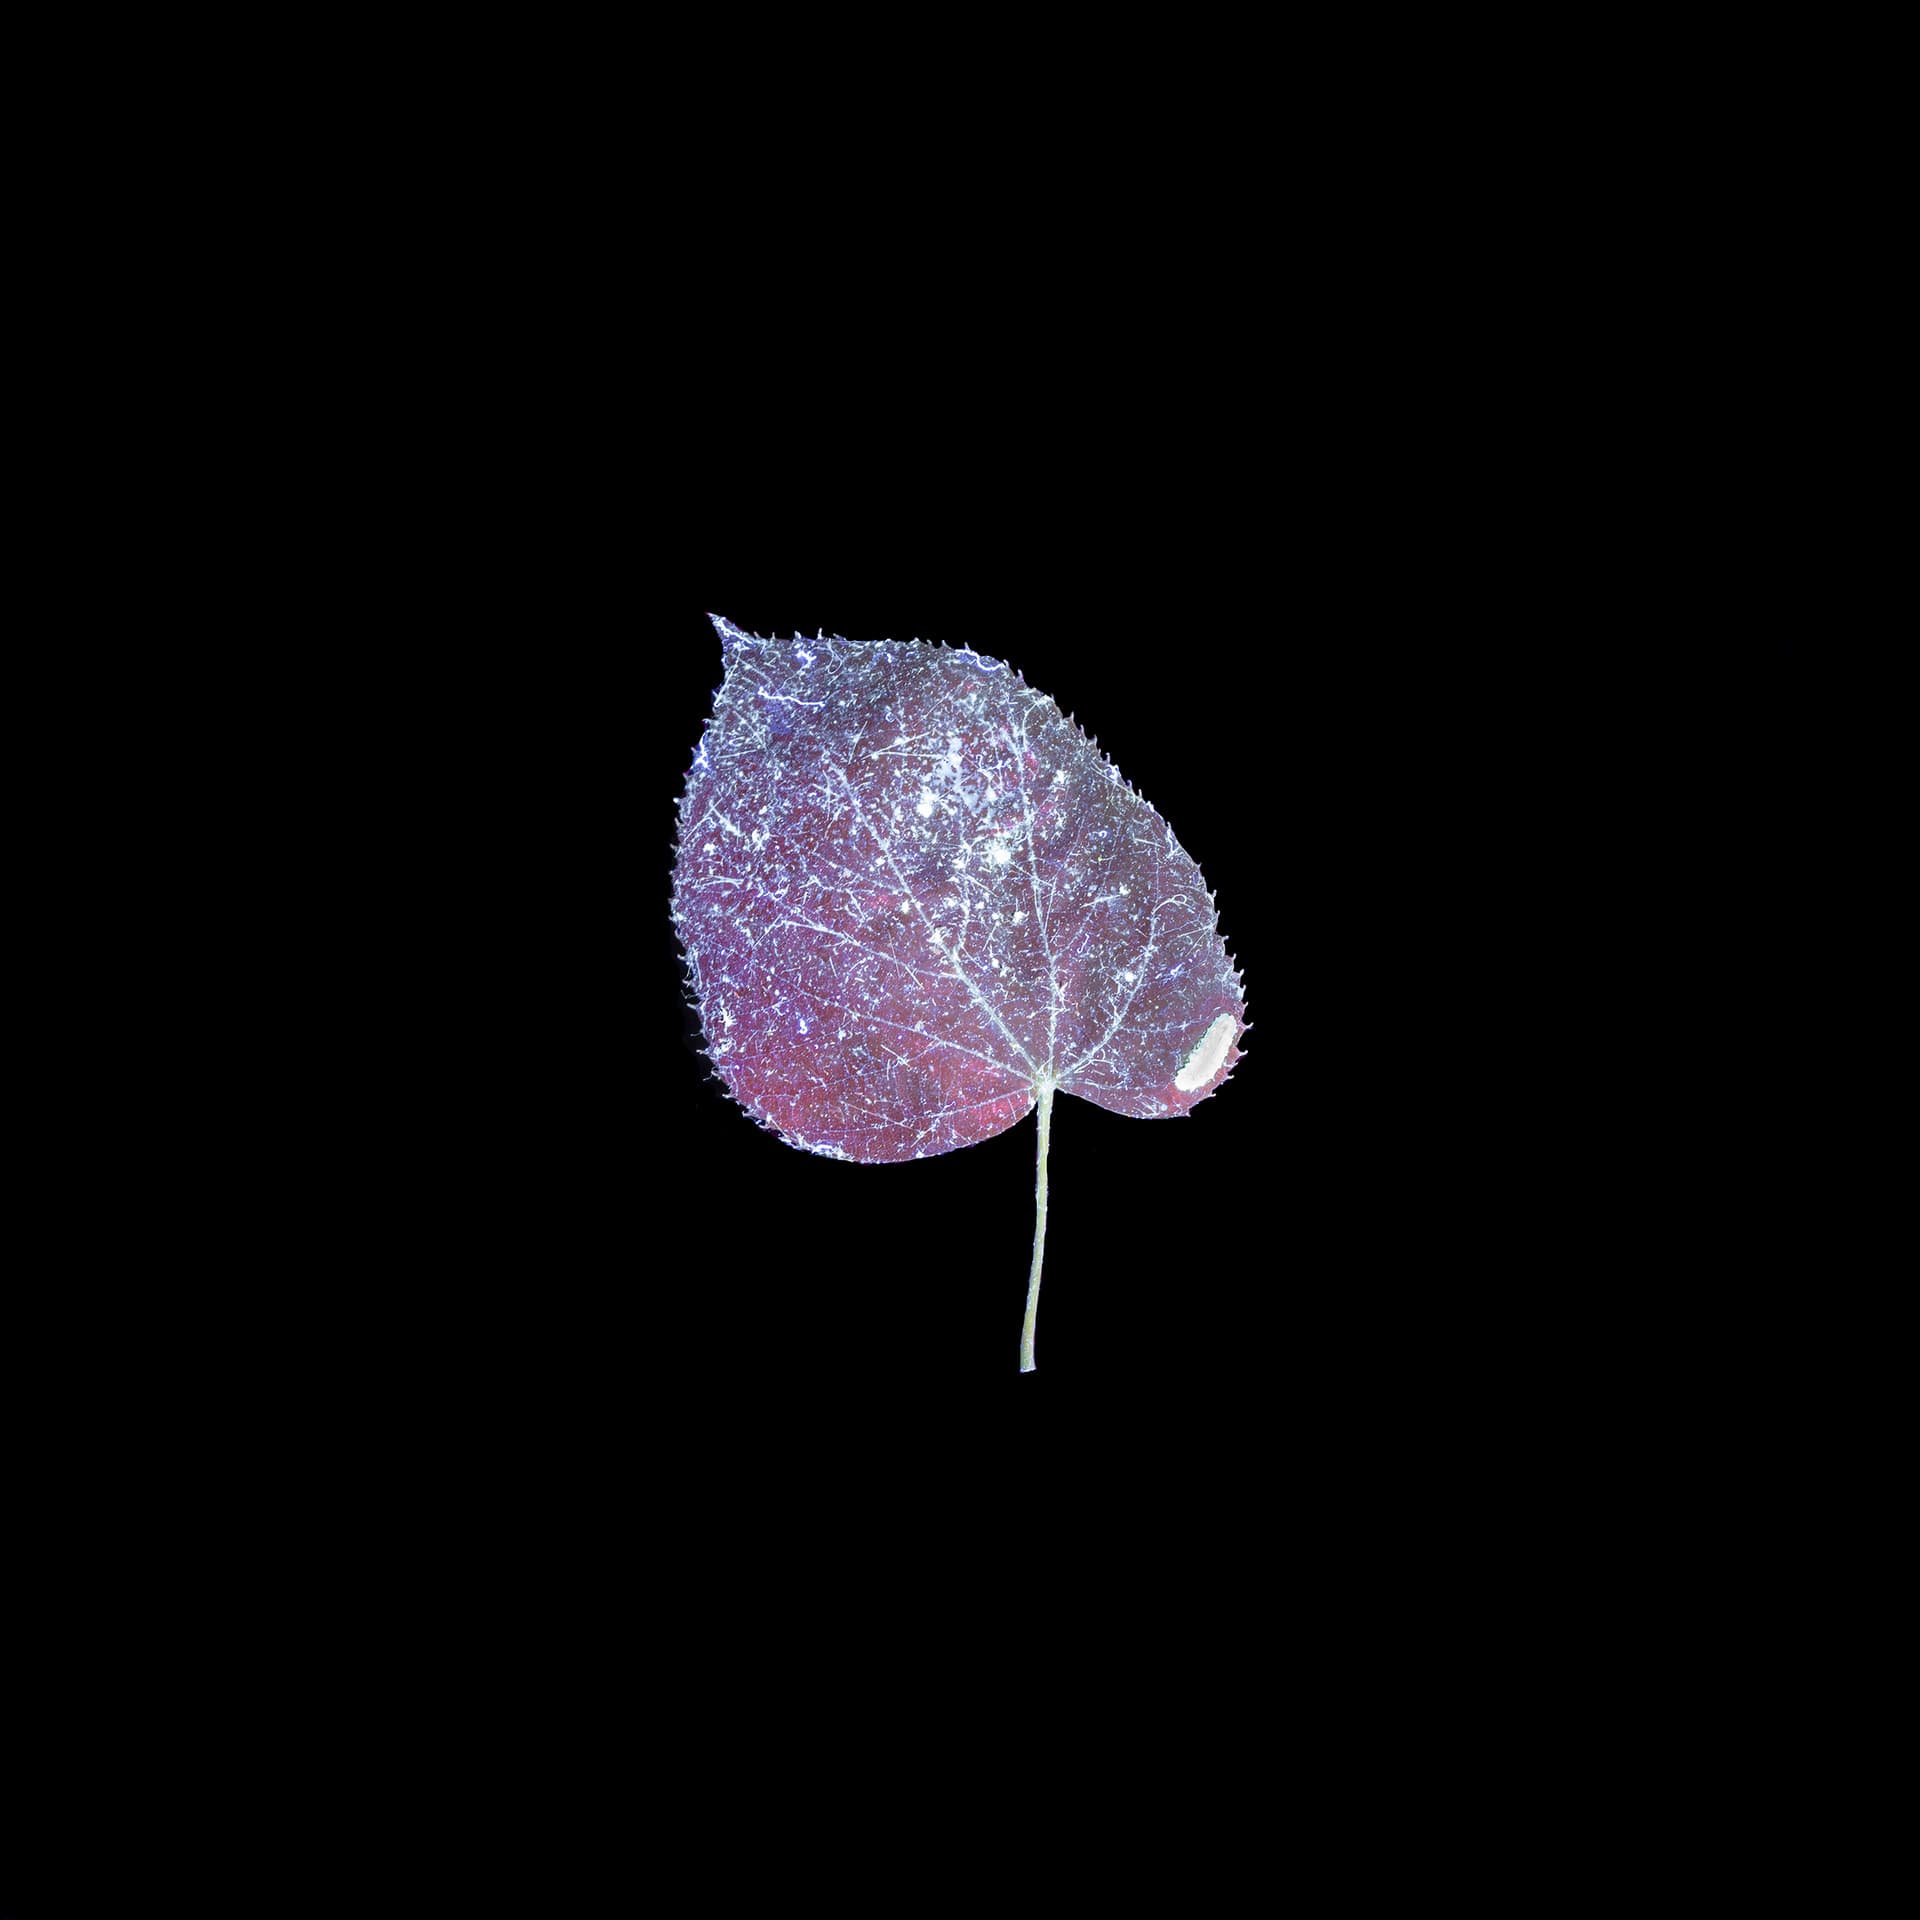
671, 615, 1247, 1365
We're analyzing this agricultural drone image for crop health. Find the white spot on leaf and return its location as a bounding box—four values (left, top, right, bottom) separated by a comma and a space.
1175, 1014, 1238, 1093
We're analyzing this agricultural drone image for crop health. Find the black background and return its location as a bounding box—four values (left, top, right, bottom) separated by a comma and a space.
4, 463, 1827, 1920
1, 306, 1826, 1916
0, 42, 1855, 1910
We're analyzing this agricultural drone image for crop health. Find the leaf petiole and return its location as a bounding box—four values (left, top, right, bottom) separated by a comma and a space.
1020, 1081, 1054, 1372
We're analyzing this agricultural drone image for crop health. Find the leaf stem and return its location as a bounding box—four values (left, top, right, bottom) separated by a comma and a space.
1020, 1082, 1054, 1372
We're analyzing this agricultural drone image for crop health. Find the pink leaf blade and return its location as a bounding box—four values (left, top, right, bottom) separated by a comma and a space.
672, 617, 1246, 1164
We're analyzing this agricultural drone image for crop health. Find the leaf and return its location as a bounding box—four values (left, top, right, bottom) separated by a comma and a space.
671, 615, 1248, 1368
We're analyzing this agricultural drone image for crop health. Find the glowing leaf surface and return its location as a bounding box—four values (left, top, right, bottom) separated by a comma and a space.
672, 615, 1246, 1163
